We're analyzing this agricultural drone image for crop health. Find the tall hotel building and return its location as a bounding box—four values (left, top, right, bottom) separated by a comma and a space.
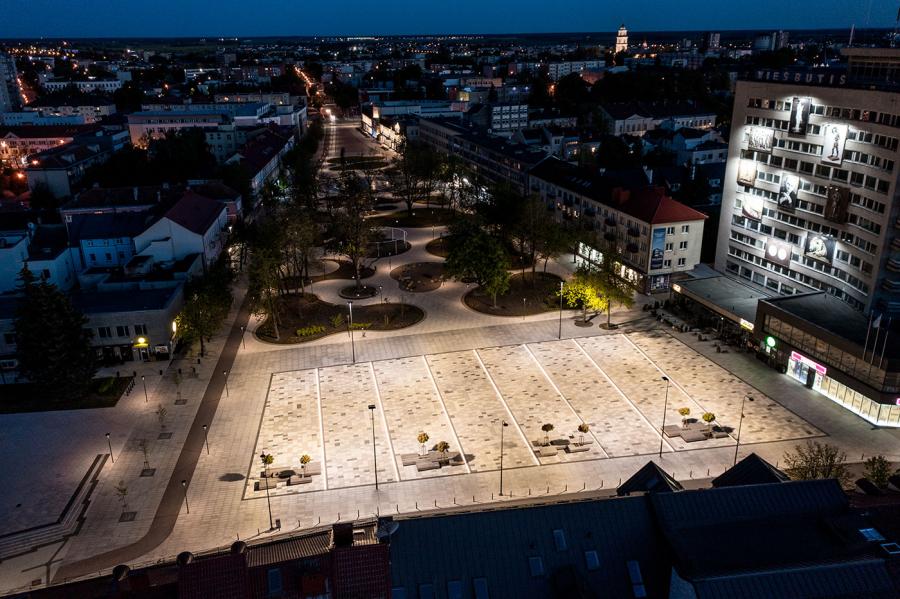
713, 48, 900, 426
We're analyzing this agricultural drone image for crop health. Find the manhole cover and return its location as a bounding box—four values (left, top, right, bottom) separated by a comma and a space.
119, 511, 137, 522
140, 468, 156, 477
174, 399, 187, 405
158, 432, 173, 440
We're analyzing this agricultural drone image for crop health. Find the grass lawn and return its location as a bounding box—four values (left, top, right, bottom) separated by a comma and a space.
0, 376, 133, 414
464, 272, 563, 317
368, 208, 460, 228
257, 293, 425, 344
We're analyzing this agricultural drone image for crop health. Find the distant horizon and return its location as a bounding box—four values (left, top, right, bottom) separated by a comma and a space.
1, 0, 896, 40
0, 25, 894, 44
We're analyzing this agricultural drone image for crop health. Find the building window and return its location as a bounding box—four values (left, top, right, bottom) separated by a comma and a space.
116, 326, 129, 337
98, 327, 111, 339
267, 568, 282, 596
665, 226, 675, 235
679, 241, 688, 250
678, 258, 686, 266
529, 556, 544, 577
134, 324, 147, 335
681, 225, 690, 233
663, 259, 672, 268
665, 243, 673, 251
585, 550, 600, 571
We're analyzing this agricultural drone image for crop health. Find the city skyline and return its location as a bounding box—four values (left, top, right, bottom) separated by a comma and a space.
1, 0, 897, 38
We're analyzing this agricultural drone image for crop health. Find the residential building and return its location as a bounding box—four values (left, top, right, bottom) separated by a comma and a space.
0, 124, 100, 167
126, 110, 231, 146
134, 191, 229, 267
467, 102, 529, 134
22, 95, 117, 121
42, 78, 123, 94
545, 60, 605, 81
0, 52, 21, 113
24, 129, 130, 198
418, 117, 547, 192
599, 101, 717, 137
224, 126, 295, 196
530, 157, 707, 293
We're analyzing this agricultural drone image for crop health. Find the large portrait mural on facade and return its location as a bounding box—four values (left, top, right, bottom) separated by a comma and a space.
824, 184, 850, 224
747, 126, 774, 153
804, 234, 836, 264
821, 123, 848, 166
741, 194, 764, 221
737, 159, 758, 186
788, 96, 811, 135
777, 174, 799, 212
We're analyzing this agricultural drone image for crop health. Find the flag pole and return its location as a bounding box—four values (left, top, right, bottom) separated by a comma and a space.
878, 318, 891, 370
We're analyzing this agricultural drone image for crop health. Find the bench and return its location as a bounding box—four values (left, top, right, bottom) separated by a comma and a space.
262, 465, 293, 478
681, 430, 708, 443
662, 425, 683, 438
569, 436, 593, 444
537, 446, 559, 457
288, 475, 313, 485
255, 478, 280, 491
400, 453, 420, 467
416, 460, 440, 472
566, 444, 590, 453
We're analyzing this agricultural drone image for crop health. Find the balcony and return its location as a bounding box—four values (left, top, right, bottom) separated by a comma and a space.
887, 258, 900, 273
882, 278, 900, 292
604, 232, 616, 242
626, 242, 639, 254
604, 217, 617, 227
627, 228, 640, 238
892, 237, 900, 251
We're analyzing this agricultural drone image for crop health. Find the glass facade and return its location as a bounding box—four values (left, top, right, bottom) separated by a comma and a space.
764, 314, 900, 427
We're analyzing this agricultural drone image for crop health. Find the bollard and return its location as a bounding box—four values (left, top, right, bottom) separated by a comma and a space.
337, 513, 340, 521
491, 493, 494, 500
564, 484, 567, 492
396, 504, 399, 513
690, 470, 693, 478
528, 488, 531, 496
707, 468, 710, 476
357, 509, 360, 519
547, 485, 549, 493
582, 482, 586, 490
618, 478, 621, 485
434, 499, 437, 507
317, 516, 321, 524
415, 501, 418, 510
453, 497, 457, 505
601, 480, 604, 488
473, 495, 475, 503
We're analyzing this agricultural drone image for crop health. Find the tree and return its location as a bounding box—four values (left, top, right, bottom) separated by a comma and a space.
299, 454, 312, 478
246, 218, 286, 339
156, 404, 168, 430
115, 481, 129, 513
331, 167, 376, 290
560, 268, 609, 324
593, 248, 635, 329
444, 224, 510, 308
701, 412, 716, 426
14, 266, 96, 402
434, 441, 450, 461
864, 455, 892, 488
678, 407, 691, 425
541, 423, 554, 445
577, 423, 590, 445
176, 259, 234, 356
783, 441, 850, 485
417, 431, 430, 456
388, 140, 426, 214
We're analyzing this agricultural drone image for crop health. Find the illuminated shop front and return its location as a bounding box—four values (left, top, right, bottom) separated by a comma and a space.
575, 242, 646, 290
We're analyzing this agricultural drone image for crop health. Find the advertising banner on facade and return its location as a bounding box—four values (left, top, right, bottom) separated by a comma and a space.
741, 194, 764, 221
804, 234, 836, 264
650, 228, 666, 270
824, 184, 850, 224
778, 174, 799, 212
747, 126, 774, 153
737, 159, 758, 186
789, 96, 811, 135
821, 123, 848, 166
765, 238, 793, 267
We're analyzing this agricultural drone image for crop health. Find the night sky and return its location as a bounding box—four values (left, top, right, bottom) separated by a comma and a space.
0, 0, 896, 38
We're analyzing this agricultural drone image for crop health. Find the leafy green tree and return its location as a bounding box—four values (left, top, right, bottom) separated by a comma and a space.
560, 268, 609, 323
332, 168, 376, 290
445, 224, 510, 308
176, 259, 234, 356
864, 455, 892, 488
592, 247, 635, 329
14, 266, 96, 402
246, 219, 286, 340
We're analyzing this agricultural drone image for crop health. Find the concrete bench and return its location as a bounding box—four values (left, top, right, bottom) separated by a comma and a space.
681, 430, 708, 443
255, 478, 280, 491
663, 425, 683, 438
288, 475, 313, 485
537, 446, 559, 457
569, 436, 593, 444
416, 460, 440, 472
566, 444, 590, 453
262, 465, 292, 478
400, 453, 420, 467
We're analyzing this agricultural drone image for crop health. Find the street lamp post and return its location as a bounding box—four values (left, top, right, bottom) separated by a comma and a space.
202, 424, 210, 454
240, 326, 246, 349
141, 375, 148, 403
348, 302, 355, 363
658, 376, 670, 458
260, 452, 274, 530
106, 433, 114, 463
558, 281, 564, 339
180, 480, 190, 514
368, 404, 378, 490
733, 395, 754, 466
223, 370, 229, 397
522, 298, 526, 322
499, 420, 509, 495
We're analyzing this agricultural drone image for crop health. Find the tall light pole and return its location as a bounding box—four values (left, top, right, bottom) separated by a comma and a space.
202, 424, 210, 454
558, 281, 564, 339
106, 432, 114, 463
141, 375, 148, 403
733, 395, 754, 466
180, 480, 190, 514
222, 370, 229, 397
658, 376, 670, 458
348, 301, 355, 363
260, 452, 274, 530
240, 325, 246, 349
499, 420, 509, 495
368, 404, 378, 490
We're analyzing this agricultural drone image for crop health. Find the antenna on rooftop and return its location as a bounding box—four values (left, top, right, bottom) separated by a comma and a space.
848, 24, 855, 48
